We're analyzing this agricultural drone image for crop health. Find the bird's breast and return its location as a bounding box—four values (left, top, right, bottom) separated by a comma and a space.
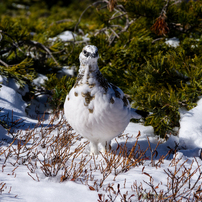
64, 83, 130, 132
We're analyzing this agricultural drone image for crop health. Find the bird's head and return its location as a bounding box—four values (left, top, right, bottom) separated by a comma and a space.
79, 45, 99, 66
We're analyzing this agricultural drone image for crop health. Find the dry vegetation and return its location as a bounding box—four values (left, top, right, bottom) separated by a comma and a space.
0, 114, 202, 201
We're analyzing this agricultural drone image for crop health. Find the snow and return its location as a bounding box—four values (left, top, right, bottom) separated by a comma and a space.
49, 31, 89, 42
0, 76, 202, 201
0, 85, 27, 117
32, 74, 48, 87
1, 175, 97, 202
49, 31, 77, 42
57, 66, 76, 78
0, 76, 29, 96
165, 37, 180, 48
179, 98, 202, 149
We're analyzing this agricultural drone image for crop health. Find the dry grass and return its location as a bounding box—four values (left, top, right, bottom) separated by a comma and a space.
0, 113, 202, 201
97, 155, 202, 202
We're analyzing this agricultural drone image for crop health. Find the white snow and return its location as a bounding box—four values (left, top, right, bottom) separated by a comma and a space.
49, 31, 77, 42
0, 76, 29, 96
0, 77, 202, 201
165, 37, 180, 48
49, 30, 89, 42
0, 85, 27, 117
32, 74, 48, 87
57, 66, 76, 77
179, 98, 202, 149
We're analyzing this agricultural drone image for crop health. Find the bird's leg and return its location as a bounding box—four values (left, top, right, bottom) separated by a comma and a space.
100, 140, 111, 153
90, 141, 99, 155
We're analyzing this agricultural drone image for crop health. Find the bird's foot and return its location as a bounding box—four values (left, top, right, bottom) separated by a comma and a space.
100, 141, 111, 153
90, 142, 99, 155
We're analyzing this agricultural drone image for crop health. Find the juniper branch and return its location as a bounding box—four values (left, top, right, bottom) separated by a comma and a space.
23, 40, 60, 67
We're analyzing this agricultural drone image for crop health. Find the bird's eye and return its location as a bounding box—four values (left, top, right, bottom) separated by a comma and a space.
83, 49, 90, 57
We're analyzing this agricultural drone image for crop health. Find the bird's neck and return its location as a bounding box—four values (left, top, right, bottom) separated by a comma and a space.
79, 63, 99, 83
74, 63, 107, 91
79, 63, 98, 73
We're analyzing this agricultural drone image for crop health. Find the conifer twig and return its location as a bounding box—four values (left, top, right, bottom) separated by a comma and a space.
0, 31, 24, 55
23, 40, 60, 67
74, 1, 104, 32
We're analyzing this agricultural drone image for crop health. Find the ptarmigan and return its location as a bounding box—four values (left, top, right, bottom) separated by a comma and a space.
64, 45, 148, 155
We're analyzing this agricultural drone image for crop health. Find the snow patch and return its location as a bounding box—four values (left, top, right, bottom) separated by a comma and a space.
57, 66, 76, 77
49, 31, 77, 42
33, 74, 48, 87
49, 30, 89, 42
165, 37, 180, 48
0, 84, 27, 116
179, 98, 202, 149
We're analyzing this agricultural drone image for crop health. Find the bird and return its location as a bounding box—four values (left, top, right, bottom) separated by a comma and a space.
64, 45, 148, 155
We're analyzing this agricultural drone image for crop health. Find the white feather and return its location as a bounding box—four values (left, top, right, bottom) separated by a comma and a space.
64, 45, 145, 155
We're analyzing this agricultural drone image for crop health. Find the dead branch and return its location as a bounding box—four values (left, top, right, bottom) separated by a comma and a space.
55, 19, 74, 24
74, 1, 104, 32
151, 0, 170, 36
109, 12, 127, 21
0, 59, 9, 67
74, 0, 135, 45
160, 0, 171, 16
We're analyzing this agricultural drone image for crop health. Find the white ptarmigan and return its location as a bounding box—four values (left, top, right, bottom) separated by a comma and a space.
64, 45, 148, 155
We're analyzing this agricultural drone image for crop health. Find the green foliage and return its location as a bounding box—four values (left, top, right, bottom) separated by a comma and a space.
1, 0, 202, 137
0, 58, 35, 87
0, 1, 88, 104
88, 0, 202, 137
92, 32, 202, 137
44, 74, 76, 111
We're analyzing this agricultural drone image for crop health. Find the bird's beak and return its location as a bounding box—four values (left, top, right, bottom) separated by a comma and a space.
90, 53, 96, 58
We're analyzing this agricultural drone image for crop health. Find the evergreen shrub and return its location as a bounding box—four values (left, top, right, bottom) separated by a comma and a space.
1, 0, 202, 137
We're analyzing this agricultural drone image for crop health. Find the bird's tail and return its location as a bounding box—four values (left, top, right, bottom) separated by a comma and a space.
131, 108, 149, 119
